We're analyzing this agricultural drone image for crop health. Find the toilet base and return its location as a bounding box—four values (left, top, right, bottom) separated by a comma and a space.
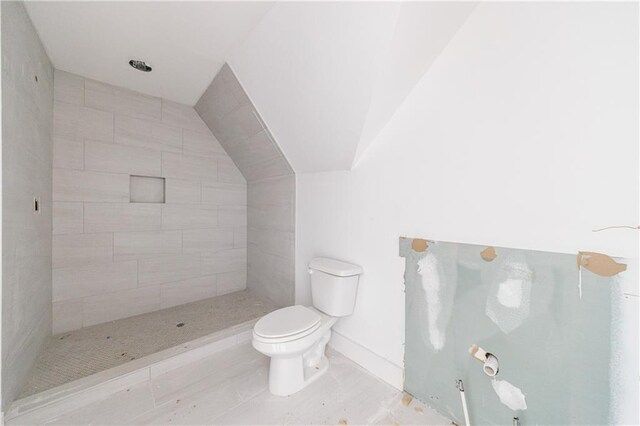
269, 355, 329, 396
267, 329, 332, 396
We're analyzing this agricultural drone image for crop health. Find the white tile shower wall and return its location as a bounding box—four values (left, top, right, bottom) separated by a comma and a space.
195, 64, 295, 307
51, 71, 247, 333
1, 1, 54, 409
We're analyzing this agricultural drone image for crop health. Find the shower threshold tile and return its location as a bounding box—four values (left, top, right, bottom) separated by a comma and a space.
17, 290, 279, 399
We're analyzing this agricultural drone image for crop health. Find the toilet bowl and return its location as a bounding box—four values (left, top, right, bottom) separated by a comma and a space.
252, 306, 337, 396
252, 257, 363, 396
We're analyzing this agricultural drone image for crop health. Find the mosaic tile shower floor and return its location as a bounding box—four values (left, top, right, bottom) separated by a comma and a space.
18, 290, 278, 398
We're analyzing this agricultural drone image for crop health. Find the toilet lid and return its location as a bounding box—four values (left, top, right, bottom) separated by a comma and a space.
254, 306, 321, 339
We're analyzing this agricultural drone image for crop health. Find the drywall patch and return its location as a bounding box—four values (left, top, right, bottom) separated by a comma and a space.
403, 238, 626, 425
496, 278, 524, 308
485, 254, 533, 333
417, 254, 444, 351
577, 252, 627, 277
480, 247, 497, 261
491, 379, 527, 411
416, 251, 457, 352
412, 239, 430, 253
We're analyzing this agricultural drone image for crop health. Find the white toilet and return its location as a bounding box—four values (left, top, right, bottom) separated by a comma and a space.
252, 257, 363, 396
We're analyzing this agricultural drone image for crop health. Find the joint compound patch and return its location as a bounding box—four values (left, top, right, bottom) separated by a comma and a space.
496, 278, 524, 308
417, 251, 457, 351
481, 246, 497, 262
486, 254, 533, 334
577, 251, 627, 277
491, 379, 527, 411
412, 239, 429, 253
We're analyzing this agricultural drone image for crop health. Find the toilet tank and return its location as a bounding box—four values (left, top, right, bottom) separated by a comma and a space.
308, 257, 363, 317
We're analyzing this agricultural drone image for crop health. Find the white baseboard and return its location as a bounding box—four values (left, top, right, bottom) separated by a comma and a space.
328, 330, 403, 390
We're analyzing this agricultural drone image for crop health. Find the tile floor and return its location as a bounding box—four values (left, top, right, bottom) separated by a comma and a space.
10, 342, 452, 425
19, 291, 278, 398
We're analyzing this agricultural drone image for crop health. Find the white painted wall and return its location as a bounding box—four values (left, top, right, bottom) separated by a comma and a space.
0, 1, 4, 416
230, 2, 479, 174
229, 2, 400, 173
352, 2, 478, 167
296, 1, 638, 399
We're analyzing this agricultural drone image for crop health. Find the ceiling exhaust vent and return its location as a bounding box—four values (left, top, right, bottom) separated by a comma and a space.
129, 59, 152, 72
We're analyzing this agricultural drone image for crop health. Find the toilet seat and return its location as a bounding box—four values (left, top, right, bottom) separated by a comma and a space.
254, 306, 321, 342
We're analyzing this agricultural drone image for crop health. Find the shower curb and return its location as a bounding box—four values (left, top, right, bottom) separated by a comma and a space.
5, 320, 257, 424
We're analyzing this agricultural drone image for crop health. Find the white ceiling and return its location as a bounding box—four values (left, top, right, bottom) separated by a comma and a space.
24, 1, 274, 105
25, 1, 478, 172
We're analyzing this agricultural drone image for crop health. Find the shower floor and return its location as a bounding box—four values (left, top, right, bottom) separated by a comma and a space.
18, 290, 279, 399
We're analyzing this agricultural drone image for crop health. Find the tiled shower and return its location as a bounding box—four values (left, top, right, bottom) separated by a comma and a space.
52, 70, 249, 332
2, 1, 54, 407
2, 0, 295, 409
196, 65, 296, 308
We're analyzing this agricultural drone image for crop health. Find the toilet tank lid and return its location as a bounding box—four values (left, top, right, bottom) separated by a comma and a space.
309, 257, 363, 277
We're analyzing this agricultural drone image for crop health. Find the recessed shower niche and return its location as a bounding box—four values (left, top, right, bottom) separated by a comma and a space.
129, 175, 165, 203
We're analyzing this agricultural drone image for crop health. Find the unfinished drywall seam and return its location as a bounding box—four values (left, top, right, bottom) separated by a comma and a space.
607, 266, 638, 424
416, 250, 456, 352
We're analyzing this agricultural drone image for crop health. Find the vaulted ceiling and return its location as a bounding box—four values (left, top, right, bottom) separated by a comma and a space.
25, 1, 477, 173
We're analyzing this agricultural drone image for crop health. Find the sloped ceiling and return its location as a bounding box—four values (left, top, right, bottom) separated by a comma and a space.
229, 2, 478, 173
25, 1, 478, 172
